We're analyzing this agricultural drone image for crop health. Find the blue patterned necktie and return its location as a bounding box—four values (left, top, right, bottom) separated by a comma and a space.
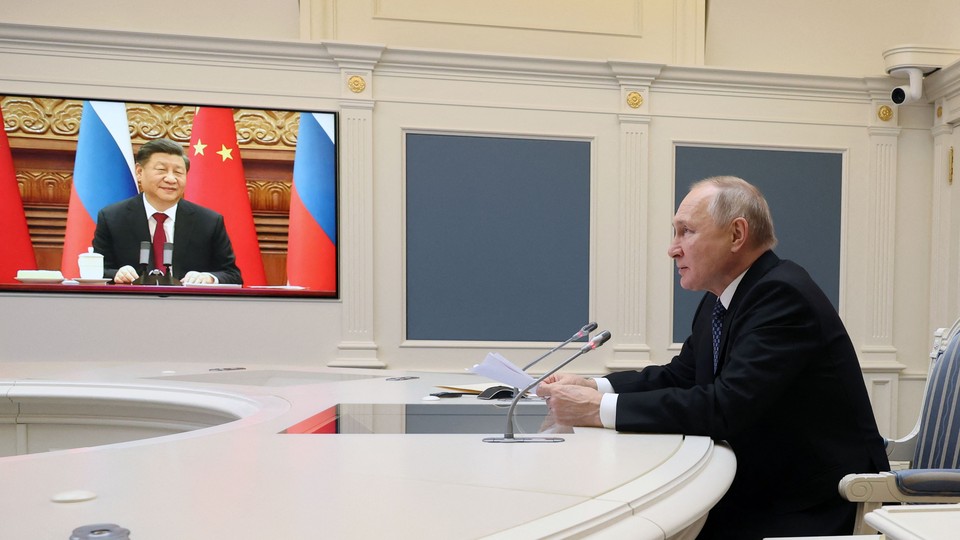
712, 298, 726, 373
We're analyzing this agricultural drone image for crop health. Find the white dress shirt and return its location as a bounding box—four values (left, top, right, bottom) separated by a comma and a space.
143, 198, 177, 244
596, 270, 748, 429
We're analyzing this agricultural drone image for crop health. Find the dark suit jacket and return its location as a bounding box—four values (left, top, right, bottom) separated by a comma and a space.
606, 251, 888, 538
93, 195, 243, 285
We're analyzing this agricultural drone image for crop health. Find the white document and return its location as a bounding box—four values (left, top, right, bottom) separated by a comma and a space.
469, 352, 537, 393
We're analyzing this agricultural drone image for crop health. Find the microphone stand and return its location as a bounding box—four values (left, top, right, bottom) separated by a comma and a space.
522, 322, 597, 371
160, 265, 179, 285
483, 330, 611, 444
159, 242, 180, 286
131, 264, 149, 285
143, 270, 163, 285
497, 322, 598, 401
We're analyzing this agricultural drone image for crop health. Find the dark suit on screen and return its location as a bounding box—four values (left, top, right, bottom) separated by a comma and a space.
93, 194, 242, 285
606, 250, 889, 539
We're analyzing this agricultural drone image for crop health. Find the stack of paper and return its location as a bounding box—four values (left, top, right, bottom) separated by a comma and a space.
469, 352, 537, 393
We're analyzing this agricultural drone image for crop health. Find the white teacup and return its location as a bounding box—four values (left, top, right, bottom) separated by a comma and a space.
78, 247, 104, 280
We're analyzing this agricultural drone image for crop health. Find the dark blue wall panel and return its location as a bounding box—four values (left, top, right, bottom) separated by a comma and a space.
406, 134, 591, 342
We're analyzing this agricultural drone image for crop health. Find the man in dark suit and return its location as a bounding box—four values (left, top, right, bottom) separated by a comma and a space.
93, 138, 242, 285
538, 176, 889, 539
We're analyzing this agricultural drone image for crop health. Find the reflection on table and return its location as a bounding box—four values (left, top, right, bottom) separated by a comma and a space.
283, 402, 553, 435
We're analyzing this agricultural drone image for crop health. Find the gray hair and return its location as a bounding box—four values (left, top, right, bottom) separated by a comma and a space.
692, 176, 778, 250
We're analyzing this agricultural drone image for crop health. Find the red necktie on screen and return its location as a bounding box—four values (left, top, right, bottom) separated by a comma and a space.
153, 212, 167, 272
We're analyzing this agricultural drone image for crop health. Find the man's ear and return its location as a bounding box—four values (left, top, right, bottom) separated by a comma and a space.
730, 217, 749, 252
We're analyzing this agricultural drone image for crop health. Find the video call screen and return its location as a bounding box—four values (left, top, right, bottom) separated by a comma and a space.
1, 95, 338, 298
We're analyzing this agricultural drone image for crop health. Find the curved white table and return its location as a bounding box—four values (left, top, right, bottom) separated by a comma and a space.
865, 504, 960, 540
0, 363, 735, 539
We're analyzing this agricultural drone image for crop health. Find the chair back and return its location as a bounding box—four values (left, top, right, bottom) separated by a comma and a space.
914, 331, 960, 469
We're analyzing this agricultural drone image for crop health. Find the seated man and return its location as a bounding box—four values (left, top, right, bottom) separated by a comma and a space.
93, 138, 242, 285
538, 176, 889, 539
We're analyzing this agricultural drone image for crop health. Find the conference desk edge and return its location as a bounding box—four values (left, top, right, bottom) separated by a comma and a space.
0, 363, 735, 539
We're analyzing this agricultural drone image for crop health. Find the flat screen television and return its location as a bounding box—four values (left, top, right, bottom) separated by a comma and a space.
1, 94, 338, 298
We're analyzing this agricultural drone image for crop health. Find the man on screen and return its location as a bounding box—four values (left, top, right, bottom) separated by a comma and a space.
537, 176, 888, 539
93, 138, 242, 285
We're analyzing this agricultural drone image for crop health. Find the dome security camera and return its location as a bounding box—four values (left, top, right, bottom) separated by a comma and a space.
890, 67, 924, 105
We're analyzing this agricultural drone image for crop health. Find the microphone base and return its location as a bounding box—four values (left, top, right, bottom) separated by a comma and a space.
482, 436, 565, 443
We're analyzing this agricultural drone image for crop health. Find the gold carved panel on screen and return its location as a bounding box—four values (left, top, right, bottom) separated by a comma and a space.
2, 96, 299, 285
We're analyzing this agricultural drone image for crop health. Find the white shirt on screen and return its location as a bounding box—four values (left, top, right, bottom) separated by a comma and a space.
142, 198, 177, 241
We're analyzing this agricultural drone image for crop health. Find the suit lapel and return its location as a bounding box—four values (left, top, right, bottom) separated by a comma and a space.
172, 200, 195, 273
127, 194, 150, 241
714, 250, 781, 375
727, 250, 780, 314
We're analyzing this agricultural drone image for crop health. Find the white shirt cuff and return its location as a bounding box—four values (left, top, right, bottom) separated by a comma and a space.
594, 377, 616, 429
599, 393, 618, 429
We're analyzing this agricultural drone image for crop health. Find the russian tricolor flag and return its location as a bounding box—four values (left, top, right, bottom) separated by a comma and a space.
287, 112, 337, 291
60, 101, 137, 278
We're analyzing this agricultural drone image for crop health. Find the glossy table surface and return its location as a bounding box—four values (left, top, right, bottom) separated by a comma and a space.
0, 362, 735, 539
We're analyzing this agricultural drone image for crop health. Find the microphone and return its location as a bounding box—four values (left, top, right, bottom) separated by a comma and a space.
162, 242, 173, 267
138, 241, 151, 266
483, 330, 612, 443
160, 242, 180, 285
522, 322, 597, 371
132, 241, 151, 285
479, 322, 597, 402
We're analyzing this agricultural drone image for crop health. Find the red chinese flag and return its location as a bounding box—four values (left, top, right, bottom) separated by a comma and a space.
185, 107, 266, 286
0, 108, 37, 282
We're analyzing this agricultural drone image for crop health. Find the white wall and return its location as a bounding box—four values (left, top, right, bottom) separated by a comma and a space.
300, 0, 706, 64
7, 0, 960, 75
0, 0, 300, 41
705, 0, 960, 77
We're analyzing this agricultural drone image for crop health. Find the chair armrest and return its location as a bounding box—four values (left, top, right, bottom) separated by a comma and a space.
896, 469, 960, 496
840, 471, 960, 503
840, 472, 902, 502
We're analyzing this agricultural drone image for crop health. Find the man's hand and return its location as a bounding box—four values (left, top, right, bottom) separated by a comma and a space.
181, 271, 216, 285
538, 373, 598, 389
113, 265, 139, 284
537, 381, 603, 428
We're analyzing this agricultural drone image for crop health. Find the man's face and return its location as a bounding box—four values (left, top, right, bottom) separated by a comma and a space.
137, 152, 187, 211
668, 185, 735, 296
